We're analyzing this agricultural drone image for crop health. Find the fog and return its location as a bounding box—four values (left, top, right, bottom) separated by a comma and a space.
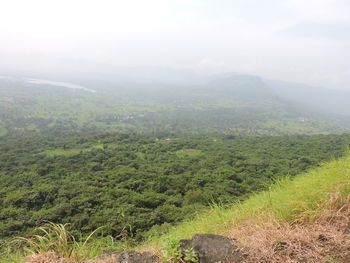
1, 0, 350, 89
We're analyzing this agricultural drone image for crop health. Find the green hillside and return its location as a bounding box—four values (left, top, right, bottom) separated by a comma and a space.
2, 147, 350, 262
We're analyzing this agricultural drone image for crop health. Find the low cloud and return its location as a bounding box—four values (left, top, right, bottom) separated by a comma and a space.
0, 0, 349, 89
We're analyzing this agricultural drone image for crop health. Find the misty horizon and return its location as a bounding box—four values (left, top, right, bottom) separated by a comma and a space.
0, 0, 349, 90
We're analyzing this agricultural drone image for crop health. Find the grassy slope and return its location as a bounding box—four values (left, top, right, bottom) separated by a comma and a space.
144, 154, 350, 253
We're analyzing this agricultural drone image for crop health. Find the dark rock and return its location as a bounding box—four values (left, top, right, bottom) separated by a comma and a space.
116, 251, 159, 263
179, 233, 243, 263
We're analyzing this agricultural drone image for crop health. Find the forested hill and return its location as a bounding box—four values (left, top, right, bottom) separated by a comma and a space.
1, 73, 350, 136
1, 132, 350, 240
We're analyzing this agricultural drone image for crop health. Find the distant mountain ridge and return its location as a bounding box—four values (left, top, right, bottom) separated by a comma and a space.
265, 78, 350, 117
1, 70, 350, 135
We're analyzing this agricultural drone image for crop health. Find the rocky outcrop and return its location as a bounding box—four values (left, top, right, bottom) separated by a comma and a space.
114, 234, 243, 263
179, 234, 243, 263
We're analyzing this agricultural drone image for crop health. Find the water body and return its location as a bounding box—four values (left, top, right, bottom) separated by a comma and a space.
27, 79, 96, 93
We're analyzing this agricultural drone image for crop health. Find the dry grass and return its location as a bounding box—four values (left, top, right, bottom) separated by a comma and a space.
24, 253, 117, 263
25, 252, 65, 263
229, 192, 350, 263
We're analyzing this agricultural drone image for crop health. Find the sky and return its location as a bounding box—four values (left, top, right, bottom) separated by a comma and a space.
0, 0, 350, 89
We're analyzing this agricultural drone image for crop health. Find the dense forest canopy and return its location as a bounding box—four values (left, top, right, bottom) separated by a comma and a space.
1, 132, 350, 241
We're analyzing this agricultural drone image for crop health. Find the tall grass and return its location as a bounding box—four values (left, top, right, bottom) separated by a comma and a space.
145, 155, 350, 250
14, 222, 102, 262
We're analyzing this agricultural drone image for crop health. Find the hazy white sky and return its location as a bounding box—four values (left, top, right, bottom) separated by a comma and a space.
0, 0, 350, 89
